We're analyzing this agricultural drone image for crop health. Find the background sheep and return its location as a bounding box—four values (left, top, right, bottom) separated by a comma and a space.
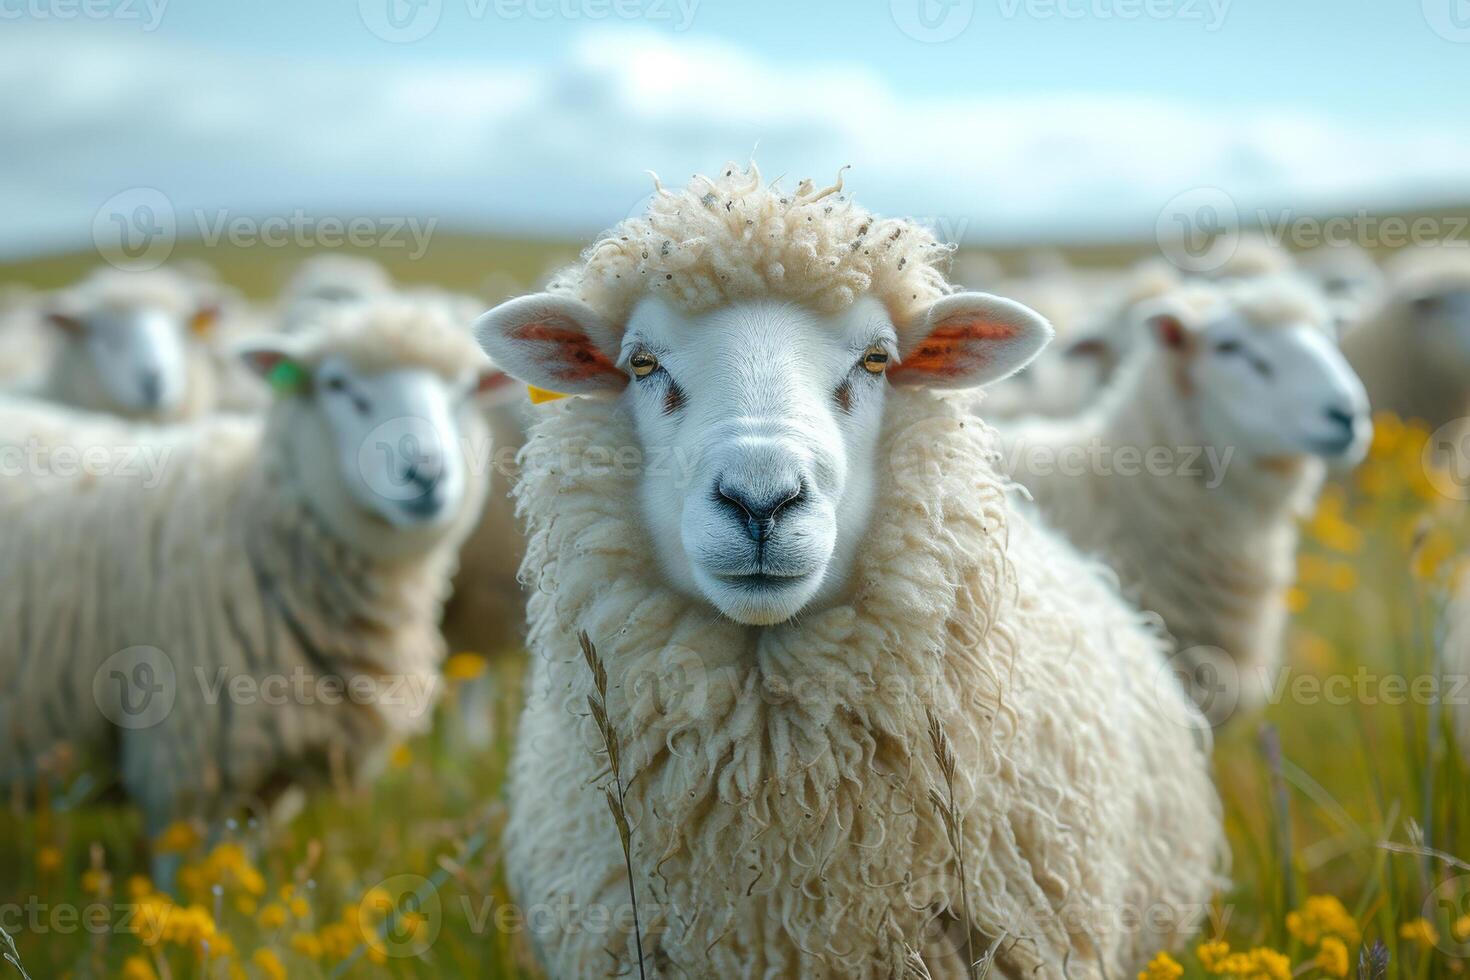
277, 253, 396, 332
1342, 245, 1470, 434
999, 277, 1372, 724
476, 166, 1225, 978
19, 266, 258, 421
0, 285, 55, 389
0, 299, 510, 870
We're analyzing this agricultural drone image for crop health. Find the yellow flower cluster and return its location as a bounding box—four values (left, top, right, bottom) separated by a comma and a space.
1138, 950, 1184, 979
1398, 917, 1439, 949
1314, 936, 1349, 978
178, 842, 266, 899
444, 650, 489, 681
1286, 895, 1362, 947
1196, 939, 1292, 979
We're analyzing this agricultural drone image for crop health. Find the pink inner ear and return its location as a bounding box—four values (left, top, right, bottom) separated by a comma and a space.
476, 370, 515, 395
510, 316, 624, 384
893, 315, 1018, 379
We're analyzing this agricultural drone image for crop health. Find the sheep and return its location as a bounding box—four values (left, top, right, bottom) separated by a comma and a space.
998, 276, 1373, 724
0, 285, 55, 389
474, 164, 1226, 979
277, 253, 396, 331
1341, 245, 1470, 434
23, 266, 252, 421
1298, 243, 1384, 336
0, 298, 513, 867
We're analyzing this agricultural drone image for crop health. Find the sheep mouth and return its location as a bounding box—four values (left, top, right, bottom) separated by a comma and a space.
714, 570, 814, 590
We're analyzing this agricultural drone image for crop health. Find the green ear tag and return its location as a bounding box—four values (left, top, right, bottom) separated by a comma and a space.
267, 360, 310, 396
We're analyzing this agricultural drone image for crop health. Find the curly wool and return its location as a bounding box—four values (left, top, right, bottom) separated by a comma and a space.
504, 387, 1226, 978
0, 309, 485, 834
998, 278, 1332, 724
547, 163, 955, 335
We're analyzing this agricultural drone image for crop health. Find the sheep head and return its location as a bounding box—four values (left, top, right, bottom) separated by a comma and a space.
476, 288, 1049, 625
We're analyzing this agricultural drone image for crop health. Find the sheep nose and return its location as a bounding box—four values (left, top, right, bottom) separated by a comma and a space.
1324, 406, 1357, 433
716, 478, 804, 543
139, 369, 162, 406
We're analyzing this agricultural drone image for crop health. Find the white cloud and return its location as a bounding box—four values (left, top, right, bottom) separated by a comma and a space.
3, 25, 1469, 259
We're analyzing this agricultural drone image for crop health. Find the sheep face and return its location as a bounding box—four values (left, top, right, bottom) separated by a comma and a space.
241, 342, 500, 559
47, 304, 197, 415
1404, 285, 1470, 374
477, 289, 1051, 626
1147, 304, 1372, 462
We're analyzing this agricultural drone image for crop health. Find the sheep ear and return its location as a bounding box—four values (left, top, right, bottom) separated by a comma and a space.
189, 303, 221, 337
890, 292, 1052, 390
472, 365, 521, 407
1140, 300, 1200, 353
46, 311, 85, 335
472, 293, 626, 396
237, 340, 312, 395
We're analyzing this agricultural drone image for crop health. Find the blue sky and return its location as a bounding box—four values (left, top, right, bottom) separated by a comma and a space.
3, 0, 1468, 257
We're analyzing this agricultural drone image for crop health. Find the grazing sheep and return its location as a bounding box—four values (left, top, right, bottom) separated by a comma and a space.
999, 277, 1372, 724
1298, 243, 1384, 336
0, 299, 511, 860
278, 254, 396, 331
1342, 245, 1470, 433
476, 165, 1226, 978
26, 267, 240, 421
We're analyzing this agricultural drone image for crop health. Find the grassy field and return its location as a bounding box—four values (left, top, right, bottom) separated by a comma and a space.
1, 244, 1469, 978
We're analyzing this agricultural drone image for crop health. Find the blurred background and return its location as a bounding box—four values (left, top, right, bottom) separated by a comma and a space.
5, 0, 1470, 289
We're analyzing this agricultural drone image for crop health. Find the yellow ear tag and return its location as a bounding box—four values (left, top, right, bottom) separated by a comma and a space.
189, 308, 219, 336
527, 385, 568, 404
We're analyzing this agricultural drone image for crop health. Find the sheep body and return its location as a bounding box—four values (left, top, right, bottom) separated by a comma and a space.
0, 308, 488, 836
505, 389, 1225, 978
501, 164, 1225, 978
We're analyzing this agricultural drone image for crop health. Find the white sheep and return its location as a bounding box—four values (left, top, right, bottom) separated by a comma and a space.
1298, 243, 1384, 336
277, 253, 396, 332
1342, 245, 1470, 433
474, 165, 1226, 978
0, 299, 511, 863
999, 277, 1372, 724
24, 266, 253, 421
0, 285, 56, 389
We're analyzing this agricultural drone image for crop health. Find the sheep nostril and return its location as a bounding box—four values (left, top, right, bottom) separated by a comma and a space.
139, 370, 162, 405
716, 480, 804, 544
1324, 406, 1356, 432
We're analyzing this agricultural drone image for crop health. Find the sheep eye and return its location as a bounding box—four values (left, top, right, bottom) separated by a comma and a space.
1214, 340, 1241, 355
861, 345, 889, 375
629, 351, 658, 378
325, 376, 348, 393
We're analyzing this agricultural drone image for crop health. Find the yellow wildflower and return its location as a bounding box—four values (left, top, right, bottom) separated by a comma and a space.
235, 895, 259, 917
290, 895, 311, 919
1197, 939, 1231, 971
318, 921, 356, 960
1286, 895, 1361, 946
1400, 917, 1439, 948
1138, 950, 1184, 979
1453, 914, 1470, 943
127, 874, 154, 900
36, 846, 61, 874
154, 820, 202, 854
1315, 936, 1349, 978
258, 902, 289, 930
390, 743, 412, 769
81, 868, 111, 896
252, 948, 288, 980
444, 651, 489, 681
1285, 586, 1309, 613
290, 930, 324, 958
120, 955, 159, 980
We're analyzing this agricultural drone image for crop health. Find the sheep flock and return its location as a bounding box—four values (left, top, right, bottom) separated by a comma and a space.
0, 165, 1467, 979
